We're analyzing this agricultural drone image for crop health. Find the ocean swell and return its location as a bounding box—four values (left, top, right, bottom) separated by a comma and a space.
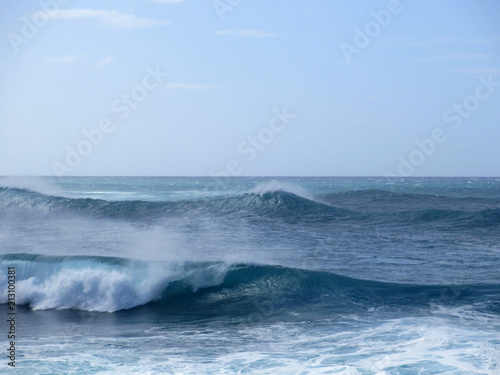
2, 186, 499, 228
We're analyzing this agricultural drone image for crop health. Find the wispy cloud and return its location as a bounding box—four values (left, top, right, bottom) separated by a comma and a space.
449, 68, 500, 75
144, 0, 185, 3
38, 9, 170, 29
93, 56, 113, 67
46, 54, 78, 64
164, 83, 224, 90
366, 93, 417, 100
379, 36, 499, 47
215, 29, 279, 38
418, 54, 489, 63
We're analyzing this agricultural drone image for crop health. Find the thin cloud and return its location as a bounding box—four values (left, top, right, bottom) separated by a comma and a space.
366, 93, 417, 100
145, 0, 185, 3
38, 9, 170, 29
449, 68, 500, 75
379, 36, 499, 47
216, 29, 279, 38
164, 83, 224, 90
46, 54, 78, 64
418, 54, 489, 63
93, 56, 113, 67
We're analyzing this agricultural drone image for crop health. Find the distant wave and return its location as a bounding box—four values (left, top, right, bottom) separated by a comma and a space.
320, 189, 500, 228
0, 186, 354, 222
320, 189, 500, 209
1, 186, 499, 228
0, 177, 68, 197
1, 254, 498, 315
250, 180, 314, 199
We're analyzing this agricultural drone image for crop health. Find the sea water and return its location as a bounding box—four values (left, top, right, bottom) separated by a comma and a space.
0, 176, 499, 374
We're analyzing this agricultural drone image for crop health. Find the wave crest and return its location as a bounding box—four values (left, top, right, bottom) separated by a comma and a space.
2, 186, 499, 228
1, 254, 498, 315
0, 254, 229, 312
250, 181, 313, 199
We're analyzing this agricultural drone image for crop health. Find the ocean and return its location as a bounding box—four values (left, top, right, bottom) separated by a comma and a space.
0, 176, 499, 374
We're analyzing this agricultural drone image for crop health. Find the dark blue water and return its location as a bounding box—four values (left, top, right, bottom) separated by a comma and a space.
1, 177, 499, 374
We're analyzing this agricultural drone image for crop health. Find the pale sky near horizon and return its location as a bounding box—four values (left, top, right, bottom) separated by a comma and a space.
1, 0, 499, 177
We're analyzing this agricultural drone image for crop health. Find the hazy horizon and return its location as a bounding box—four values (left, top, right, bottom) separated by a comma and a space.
2, 175, 500, 178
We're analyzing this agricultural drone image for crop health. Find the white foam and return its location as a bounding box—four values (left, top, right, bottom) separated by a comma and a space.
9, 312, 500, 374
0, 260, 231, 312
250, 180, 313, 200
0, 176, 66, 197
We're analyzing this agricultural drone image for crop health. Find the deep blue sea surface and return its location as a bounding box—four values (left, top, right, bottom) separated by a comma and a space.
1, 176, 499, 374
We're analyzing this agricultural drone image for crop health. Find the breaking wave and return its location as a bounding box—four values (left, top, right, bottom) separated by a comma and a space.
1, 254, 498, 315
1, 186, 499, 228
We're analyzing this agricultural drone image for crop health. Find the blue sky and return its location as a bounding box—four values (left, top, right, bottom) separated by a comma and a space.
1, 0, 499, 176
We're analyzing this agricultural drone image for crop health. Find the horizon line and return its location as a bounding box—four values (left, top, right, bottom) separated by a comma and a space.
1, 175, 499, 179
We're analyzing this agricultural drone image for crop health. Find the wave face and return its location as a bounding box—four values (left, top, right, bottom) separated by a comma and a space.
0, 186, 330, 217
1, 254, 498, 315
2, 184, 500, 229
